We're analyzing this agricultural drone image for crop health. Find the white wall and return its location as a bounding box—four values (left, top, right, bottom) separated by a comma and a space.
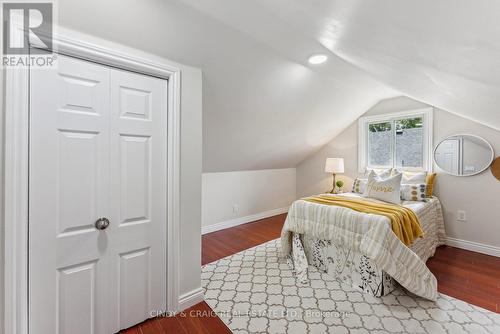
177, 66, 203, 302
202, 169, 296, 233
296, 122, 359, 199
432, 109, 500, 251
297, 96, 500, 251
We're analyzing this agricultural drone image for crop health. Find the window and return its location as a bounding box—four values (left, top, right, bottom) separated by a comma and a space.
359, 109, 433, 172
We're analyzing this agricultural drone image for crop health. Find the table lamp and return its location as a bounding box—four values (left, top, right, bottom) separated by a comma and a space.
325, 158, 344, 194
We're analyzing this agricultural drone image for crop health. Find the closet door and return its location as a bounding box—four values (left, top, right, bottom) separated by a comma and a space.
29, 55, 111, 334
107, 68, 168, 332
29, 54, 168, 334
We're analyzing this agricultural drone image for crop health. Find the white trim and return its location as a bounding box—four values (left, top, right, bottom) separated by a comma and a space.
3, 65, 30, 334
433, 134, 495, 177
202, 207, 289, 235
3, 32, 182, 334
446, 237, 500, 258
358, 108, 434, 173
178, 288, 205, 312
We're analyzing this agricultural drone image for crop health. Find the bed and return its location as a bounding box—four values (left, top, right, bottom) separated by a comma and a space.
281, 192, 446, 300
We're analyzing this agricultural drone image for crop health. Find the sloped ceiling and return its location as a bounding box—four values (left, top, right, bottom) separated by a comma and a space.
180, 0, 500, 133
58, 0, 398, 172
62, 0, 500, 172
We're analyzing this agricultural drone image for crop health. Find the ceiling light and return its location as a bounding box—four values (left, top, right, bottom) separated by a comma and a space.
308, 54, 328, 64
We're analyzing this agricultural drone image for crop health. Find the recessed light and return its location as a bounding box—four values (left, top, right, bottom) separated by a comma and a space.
308, 54, 328, 64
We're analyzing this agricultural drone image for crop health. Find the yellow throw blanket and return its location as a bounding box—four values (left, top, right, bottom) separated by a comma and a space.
304, 195, 424, 246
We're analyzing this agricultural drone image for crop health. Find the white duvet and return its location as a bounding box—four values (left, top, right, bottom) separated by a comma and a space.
281, 192, 446, 300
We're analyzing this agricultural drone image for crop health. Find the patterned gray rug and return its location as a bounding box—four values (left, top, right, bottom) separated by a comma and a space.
202, 239, 500, 334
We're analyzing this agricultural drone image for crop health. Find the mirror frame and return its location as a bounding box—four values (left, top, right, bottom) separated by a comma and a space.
433, 133, 495, 177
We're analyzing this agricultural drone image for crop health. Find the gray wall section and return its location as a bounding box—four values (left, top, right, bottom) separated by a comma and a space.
368, 130, 392, 166
369, 128, 423, 168
395, 128, 423, 168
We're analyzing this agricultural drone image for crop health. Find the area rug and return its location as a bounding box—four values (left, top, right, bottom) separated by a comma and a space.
202, 239, 500, 334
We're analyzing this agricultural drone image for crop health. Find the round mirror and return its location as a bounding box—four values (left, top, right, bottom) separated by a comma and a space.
434, 134, 494, 176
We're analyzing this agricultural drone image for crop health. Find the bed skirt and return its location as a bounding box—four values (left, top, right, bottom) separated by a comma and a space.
296, 233, 397, 296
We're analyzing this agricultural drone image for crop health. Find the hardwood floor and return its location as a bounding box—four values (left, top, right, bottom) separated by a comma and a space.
120, 302, 231, 334
201, 213, 287, 265
427, 245, 500, 312
122, 213, 500, 333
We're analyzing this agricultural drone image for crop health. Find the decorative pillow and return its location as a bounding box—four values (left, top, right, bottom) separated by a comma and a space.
365, 168, 392, 180
426, 173, 437, 197
352, 178, 368, 194
403, 171, 427, 184
401, 183, 427, 202
393, 170, 428, 184
363, 172, 402, 204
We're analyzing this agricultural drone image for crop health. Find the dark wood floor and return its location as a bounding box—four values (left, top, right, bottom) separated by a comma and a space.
201, 213, 287, 265
427, 245, 500, 312
122, 213, 500, 333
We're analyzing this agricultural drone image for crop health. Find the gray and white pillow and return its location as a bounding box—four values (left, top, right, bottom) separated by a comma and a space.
363, 172, 402, 204
352, 178, 368, 194
365, 168, 392, 179
398, 171, 428, 184
401, 183, 427, 202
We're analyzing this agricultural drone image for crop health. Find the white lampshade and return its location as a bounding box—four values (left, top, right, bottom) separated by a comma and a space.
325, 158, 344, 173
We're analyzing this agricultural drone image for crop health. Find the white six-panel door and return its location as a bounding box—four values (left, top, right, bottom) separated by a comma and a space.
29, 54, 167, 334
108, 67, 167, 332
434, 138, 460, 175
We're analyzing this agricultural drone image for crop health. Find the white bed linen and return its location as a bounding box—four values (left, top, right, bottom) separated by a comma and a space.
337, 192, 446, 262
281, 192, 446, 300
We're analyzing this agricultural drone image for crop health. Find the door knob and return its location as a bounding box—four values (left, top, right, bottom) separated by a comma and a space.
95, 217, 110, 230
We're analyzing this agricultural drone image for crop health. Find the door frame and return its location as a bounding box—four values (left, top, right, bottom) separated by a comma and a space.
3, 32, 182, 334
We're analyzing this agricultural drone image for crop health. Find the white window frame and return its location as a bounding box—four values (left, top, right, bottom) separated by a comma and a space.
358, 108, 434, 173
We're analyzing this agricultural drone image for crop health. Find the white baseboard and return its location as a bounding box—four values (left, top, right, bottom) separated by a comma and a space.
445, 237, 500, 257
202, 206, 289, 235
178, 287, 204, 311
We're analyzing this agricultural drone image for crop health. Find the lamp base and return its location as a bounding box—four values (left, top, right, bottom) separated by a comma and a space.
328, 173, 337, 194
